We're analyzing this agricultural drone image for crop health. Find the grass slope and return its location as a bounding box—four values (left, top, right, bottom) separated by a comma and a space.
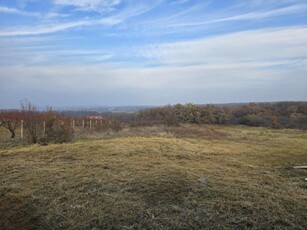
0, 125, 306, 229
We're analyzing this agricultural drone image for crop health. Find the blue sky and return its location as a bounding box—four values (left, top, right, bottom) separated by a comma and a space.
0, 0, 306, 108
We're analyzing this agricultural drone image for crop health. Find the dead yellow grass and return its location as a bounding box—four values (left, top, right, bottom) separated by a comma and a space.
0, 125, 306, 229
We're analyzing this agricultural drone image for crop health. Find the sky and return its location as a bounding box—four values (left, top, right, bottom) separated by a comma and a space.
0, 0, 306, 108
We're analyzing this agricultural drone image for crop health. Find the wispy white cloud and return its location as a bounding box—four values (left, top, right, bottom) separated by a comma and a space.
1, 51, 306, 107
2, 26, 306, 72
141, 26, 307, 66
117, 1, 307, 38
165, 3, 307, 29
249, 0, 301, 6
0, 5, 71, 19
1, 58, 306, 101
0, 35, 114, 65
0, 17, 120, 36
1, 1, 305, 37
0, 5, 40, 17
0, 1, 158, 36
54, 0, 122, 12
215, 4, 307, 22
1, 26, 306, 93
171, 0, 189, 5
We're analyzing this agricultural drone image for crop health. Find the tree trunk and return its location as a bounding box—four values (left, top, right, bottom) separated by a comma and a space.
8, 127, 15, 138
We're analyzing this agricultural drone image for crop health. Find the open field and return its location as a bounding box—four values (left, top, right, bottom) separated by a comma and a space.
0, 125, 307, 229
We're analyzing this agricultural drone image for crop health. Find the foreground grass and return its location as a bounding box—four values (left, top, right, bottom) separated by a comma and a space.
0, 125, 306, 229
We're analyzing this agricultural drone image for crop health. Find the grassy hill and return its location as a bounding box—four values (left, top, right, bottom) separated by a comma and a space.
0, 125, 306, 229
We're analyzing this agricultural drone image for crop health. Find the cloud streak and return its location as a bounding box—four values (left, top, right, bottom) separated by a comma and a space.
141, 26, 307, 66
54, 0, 122, 12
0, 1, 305, 37
0, 1, 158, 36
147, 3, 307, 30
0, 18, 120, 36
0, 6, 40, 17
1, 26, 306, 91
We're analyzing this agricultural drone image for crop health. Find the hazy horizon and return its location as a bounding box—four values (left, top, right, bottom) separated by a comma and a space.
1, 0, 306, 108
1, 100, 307, 111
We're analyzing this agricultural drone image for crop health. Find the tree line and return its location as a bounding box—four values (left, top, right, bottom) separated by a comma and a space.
0, 100, 124, 143
0, 100, 73, 143
136, 102, 307, 129
1, 101, 306, 143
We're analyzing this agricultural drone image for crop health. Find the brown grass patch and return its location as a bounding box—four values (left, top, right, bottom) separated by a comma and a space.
0, 125, 306, 229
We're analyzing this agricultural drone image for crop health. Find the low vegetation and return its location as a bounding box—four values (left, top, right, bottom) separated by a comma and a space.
137, 102, 307, 129
0, 125, 306, 229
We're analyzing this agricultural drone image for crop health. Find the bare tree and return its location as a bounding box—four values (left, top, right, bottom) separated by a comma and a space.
20, 99, 41, 143
20, 100, 73, 144
0, 111, 21, 138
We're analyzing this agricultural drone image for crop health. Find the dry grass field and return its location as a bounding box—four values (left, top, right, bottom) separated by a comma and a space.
0, 125, 306, 229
